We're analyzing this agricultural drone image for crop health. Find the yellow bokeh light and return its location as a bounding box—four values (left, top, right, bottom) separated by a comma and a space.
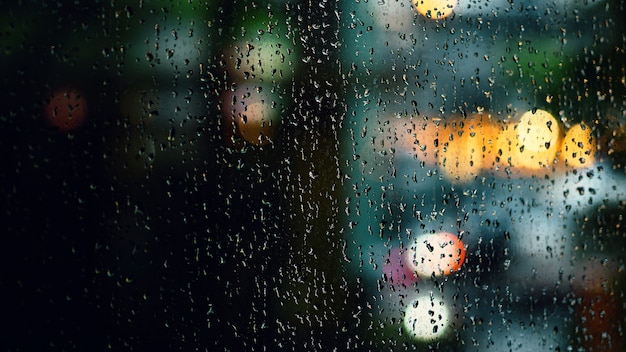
491, 120, 518, 170
560, 122, 596, 168
513, 109, 562, 170
437, 119, 483, 183
412, 0, 457, 19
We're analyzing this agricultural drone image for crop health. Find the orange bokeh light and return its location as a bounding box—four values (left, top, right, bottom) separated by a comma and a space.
43, 87, 88, 132
398, 110, 599, 181
220, 84, 281, 146
560, 122, 596, 169
406, 232, 466, 277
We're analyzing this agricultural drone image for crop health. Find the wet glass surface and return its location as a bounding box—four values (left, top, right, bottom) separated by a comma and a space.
2, 1, 625, 350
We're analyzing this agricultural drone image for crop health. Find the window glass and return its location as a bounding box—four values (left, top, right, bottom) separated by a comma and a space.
3, 0, 625, 350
